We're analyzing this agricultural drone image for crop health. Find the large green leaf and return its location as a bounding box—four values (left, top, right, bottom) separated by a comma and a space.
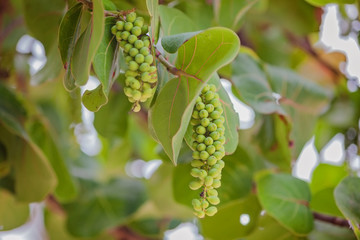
214, 0, 258, 31
0, 123, 57, 202
256, 114, 292, 170
256, 173, 314, 235
0, 189, 29, 230
232, 53, 331, 157
22, 0, 65, 50
146, 0, 159, 44
334, 176, 360, 239
83, 17, 120, 112
71, 0, 104, 86
200, 195, 262, 240
158, 5, 199, 36
149, 27, 240, 164
93, 17, 119, 95
64, 178, 147, 237
247, 214, 307, 240
58, 2, 84, 91
310, 163, 347, 217
309, 221, 357, 240
28, 118, 77, 202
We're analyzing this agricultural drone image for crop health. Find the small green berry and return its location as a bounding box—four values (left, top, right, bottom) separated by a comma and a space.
128, 61, 139, 71
196, 102, 205, 111
124, 22, 133, 31
212, 179, 221, 188
199, 109, 209, 118
141, 25, 149, 34
201, 118, 210, 127
196, 126, 206, 135
140, 47, 150, 56
196, 134, 205, 143
196, 143, 206, 152
135, 54, 145, 64
207, 123, 217, 132
191, 159, 204, 168
189, 180, 203, 190
204, 137, 213, 146
116, 21, 124, 30
111, 25, 117, 35
206, 145, 216, 155
134, 40, 144, 49
200, 151, 209, 160
128, 34, 137, 44
126, 12, 137, 22
139, 62, 150, 72
205, 176, 214, 187
207, 196, 220, 205
144, 54, 154, 64
207, 189, 218, 196
134, 17, 144, 27
207, 156, 217, 166
205, 206, 218, 216
131, 26, 142, 36
205, 104, 214, 113
129, 48, 139, 57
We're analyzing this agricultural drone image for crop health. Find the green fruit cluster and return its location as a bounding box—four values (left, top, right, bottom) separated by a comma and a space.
189, 84, 226, 218
111, 12, 157, 112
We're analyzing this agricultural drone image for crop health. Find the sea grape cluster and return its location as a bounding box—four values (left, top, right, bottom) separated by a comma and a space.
189, 84, 226, 218
111, 12, 157, 112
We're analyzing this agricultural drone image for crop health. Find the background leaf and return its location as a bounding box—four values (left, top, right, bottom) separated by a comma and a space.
0, 189, 29, 230
334, 176, 360, 239
256, 173, 314, 235
71, 0, 104, 86
149, 27, 240, 164
58, 3, 83, 91
146, 0, 159, 44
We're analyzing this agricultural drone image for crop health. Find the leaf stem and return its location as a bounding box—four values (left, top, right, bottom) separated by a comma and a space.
313, 211, 350, 228
155, 50, 203, 82
76, 0, 133, 18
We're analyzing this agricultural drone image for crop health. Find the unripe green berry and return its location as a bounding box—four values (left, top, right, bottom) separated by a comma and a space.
189, 180, 203, 190
204, 176, 214, 187
191, 119, 200, 126
125, 70, 138, 77
129, 48, 139, 57
130, 79, 140, 90
199, 109, 209, 118
134, 17, 144, 27
191, 168, 202, 178
214, 119, 223, 128
200, 151, 209, 160
207, 189, 218, 196
126, 12, 137, 22
217, 127, 225, 136
132, 102, 141, 112
132, 90, 141, 101
120, 40, 127, 48
210, 131, 220, 140
192, 110, 199, 119
139, 62, 150, 72
213, 141, 222, 150
128, 61, 139, 71
205, 206, 218, 216
125, 76, 135, 86
219, 116, 225, 123
202, 85, 210, 93
196, 102, 205, 111
140, 47, 150, 56
202, 199, 209, 209
195, 210, 205, 218
192, 199, 202, 211
191, 159, 204, 167
141, 25, 149, 34
112, 25, 118, 35
124, 43, 132, 52
124, 22, 133, 31
215, 107, 224, 114
143, 39, 150, 47
210, 111, 221, 119
196, 96, 202, 102
207, 196, 220, 205
116, 21, 125, 30
144, 54, 154, 64
219, 136, 226, 144
204, 137, 213, 146
196, 134, 205, 143
207, 123, 217, 132
201, 118, 210, 127
128, 34, 137, 44
121, 31, 130, 40
196, 143, 206, 152
134, 40, 144, 49
141, 71, 151, 81
209, 84, 217, 92
213, 151, 223, 160
205, 91, 215, 102
218, 160, 225, 168
212, 179, 221, 188
210, 99, 221, 108
131, 26, 142, 36
199, 169, 207, 179
206, 145, 216, 155
207, 156, 217, 166
124, 87, 132, 97
196, 126, 206, 135
135, 54, 145, 64
192, 151, 200, 159
125, 55, 132, 63
209, 168, 221, 178
205, 104, 214, 113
